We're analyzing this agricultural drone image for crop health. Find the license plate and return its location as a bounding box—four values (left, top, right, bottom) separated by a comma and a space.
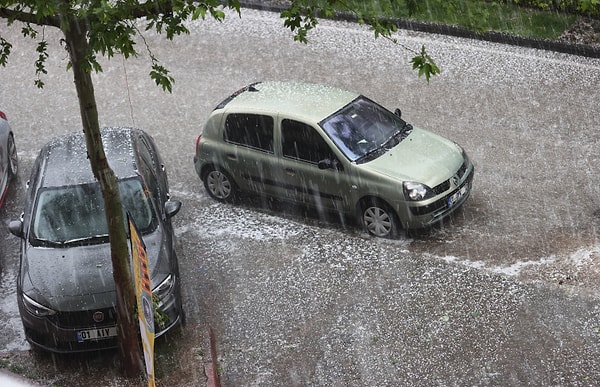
447, 185, 468, 207
77, 326, 118, 342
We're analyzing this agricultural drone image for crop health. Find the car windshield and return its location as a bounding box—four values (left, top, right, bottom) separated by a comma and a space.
320, 96, 411, 162
31, 177, 155, 245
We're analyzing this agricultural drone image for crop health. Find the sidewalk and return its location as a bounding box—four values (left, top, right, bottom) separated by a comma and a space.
238, 0, 600, 58
0, 369, 38, 386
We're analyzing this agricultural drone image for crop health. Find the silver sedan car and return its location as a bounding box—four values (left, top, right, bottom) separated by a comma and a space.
0, 110, 18, 207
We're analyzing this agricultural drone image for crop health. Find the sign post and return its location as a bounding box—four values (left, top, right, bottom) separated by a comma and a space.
128, 213, 155, 387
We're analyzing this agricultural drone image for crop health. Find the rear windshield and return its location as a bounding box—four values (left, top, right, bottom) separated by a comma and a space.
30, 177, 155, 245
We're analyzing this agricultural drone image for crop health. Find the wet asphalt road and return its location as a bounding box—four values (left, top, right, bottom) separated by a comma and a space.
1, 7, 600, 385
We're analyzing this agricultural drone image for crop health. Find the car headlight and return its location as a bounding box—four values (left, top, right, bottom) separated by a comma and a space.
403, 181, 433, 201
153, 274, 175, 303
22, 294, 56, 317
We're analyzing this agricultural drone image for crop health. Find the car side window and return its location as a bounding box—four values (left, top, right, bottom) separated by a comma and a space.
136, 138, 161, 204
224, 114, 274, 152
281, 119, 335, 164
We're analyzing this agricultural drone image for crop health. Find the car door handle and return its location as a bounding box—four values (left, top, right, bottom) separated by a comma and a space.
284, 168, 296, 176
225, 153, 237, 160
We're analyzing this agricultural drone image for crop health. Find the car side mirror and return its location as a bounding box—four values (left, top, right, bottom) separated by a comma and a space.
8, 220, 24, 239
394, 108, 402, 118
165, 200, 182, 218
318, 158, 342, 171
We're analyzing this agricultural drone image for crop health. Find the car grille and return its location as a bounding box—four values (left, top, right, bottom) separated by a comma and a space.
430, 160, 468, 196
410, 166, 474, 216
51, 307, 118, 329
432, 180, 450, 195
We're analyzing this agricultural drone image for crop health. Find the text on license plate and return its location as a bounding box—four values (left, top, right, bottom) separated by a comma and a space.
77, 326, 118, 342
447, 185, 468, 207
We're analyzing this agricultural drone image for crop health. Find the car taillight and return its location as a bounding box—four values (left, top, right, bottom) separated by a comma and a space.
0, 111, 7, 121
195, 134, 202, 154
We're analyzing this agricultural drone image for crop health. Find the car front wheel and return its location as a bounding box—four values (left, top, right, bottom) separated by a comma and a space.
360, 199, 399, 238
203, 167, 236, 202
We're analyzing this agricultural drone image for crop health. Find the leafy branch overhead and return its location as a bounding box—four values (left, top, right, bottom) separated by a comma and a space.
0, 0, 243, 90
1, 0, 439, 90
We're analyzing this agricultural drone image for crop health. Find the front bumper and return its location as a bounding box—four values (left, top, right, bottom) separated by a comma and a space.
401, 165, 474, 229
19, 277, 183, 353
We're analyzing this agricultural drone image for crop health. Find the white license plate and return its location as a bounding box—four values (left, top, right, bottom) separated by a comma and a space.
77, 326, 118, 342
447, 185, 468, 207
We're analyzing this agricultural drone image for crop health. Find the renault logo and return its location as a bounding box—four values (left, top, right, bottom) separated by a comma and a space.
451, 175, 460, 187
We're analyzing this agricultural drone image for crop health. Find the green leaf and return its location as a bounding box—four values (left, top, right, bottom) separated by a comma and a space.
0, 37, 12, 66
150, 63, 174, 93
192, 5, 208, 20
411, 45, 440, 83
34, 40, 48, 88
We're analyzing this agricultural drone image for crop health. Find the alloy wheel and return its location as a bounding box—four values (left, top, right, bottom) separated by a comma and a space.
206, 169, 232, 200
362, 203, 397, 238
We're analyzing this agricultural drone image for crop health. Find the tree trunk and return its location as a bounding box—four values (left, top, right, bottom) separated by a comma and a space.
62, 18, 143, 378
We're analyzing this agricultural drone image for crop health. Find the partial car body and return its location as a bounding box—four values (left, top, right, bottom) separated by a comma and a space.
9, 127, 183, 353
0, 110, 18, 207
194, 81, 474, 238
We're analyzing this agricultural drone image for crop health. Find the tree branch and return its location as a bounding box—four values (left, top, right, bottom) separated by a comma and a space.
0, 6, 60, 27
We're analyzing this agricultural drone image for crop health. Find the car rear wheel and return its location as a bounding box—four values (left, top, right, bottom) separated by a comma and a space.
7, 134, 18, 178
360, 199, 399, 238
203, 167, 236, 202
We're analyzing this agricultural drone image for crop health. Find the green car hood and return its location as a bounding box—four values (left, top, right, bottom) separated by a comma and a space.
362, 127, 464, 187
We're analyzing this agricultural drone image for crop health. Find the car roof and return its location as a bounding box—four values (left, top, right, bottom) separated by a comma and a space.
219, 81, 359, 123
39, 127, 141, 188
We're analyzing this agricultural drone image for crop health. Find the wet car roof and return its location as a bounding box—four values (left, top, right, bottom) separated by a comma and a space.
222, 81, 359, 123
39, 127, 139, 188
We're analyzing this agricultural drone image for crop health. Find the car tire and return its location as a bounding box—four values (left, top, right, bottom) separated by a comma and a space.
203, 166, 236, 202
7, 133, 18, 179
360, 198, 399, 238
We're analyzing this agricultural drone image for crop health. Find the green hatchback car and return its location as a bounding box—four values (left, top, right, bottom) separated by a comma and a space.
194, 81, 474, 238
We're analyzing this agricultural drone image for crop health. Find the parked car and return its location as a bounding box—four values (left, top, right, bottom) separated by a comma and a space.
194, 81, 474, 238
0, 110, 18, 208
8, 127, 183, 353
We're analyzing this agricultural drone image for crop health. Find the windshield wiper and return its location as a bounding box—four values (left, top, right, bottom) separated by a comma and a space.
355, 146, 387, 163
356, 131, 399, 163
383, 131, 400, 149
31, 238, 64, 247
383, 123, 414, 150
355, 122, 414, 163
33, 234, 108, 247
61, 235, 108, 245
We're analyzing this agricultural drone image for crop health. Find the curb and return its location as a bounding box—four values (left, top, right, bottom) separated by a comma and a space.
204, 328, 221, 387
238, 1, 600, 58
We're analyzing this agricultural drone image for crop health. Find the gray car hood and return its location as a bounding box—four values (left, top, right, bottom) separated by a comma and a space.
21, 228, 166, 312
